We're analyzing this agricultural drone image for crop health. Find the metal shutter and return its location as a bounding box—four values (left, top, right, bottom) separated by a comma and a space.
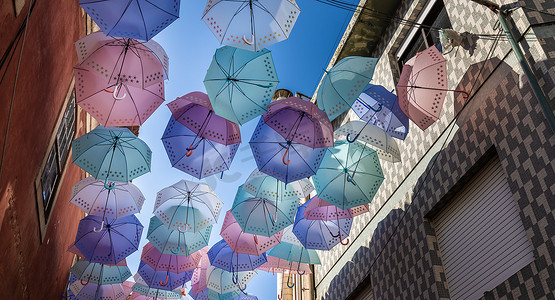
432, 157, 534, 300
354, 283, 373, 300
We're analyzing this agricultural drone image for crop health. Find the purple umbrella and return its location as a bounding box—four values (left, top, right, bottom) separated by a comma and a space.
74, 214, 143, 265
207, 239, 267, 273
137, 261, 194, 291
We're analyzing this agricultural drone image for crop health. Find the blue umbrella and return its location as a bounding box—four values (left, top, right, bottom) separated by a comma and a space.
79, 0, 180, 41
137, 261, 193, 291
70, 259, 131, 285
207, 239, 267, 273
203, 46, 279, 125
147, 216, 212, 256
190, 288, 242, 300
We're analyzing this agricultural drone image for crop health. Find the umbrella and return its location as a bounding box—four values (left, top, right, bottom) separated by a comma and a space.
70, 259, 131, 286
334, 120, 402, 163
249, 118, 326, 184
147, 216, 212, 256
122, 280, 134, 297
72, 126, 152, 185
69, 280, 127, 300
74, 214, 143, 265
292, 198, 353, 249
131, 283, 182, 300
206, 265, 256, 294
231, 185, 298, 237
65, 274, 78, 300
220, 210, 283, 256
242, 169, 313, 203
234, 294, 258, 300
137, 261, 194, 291
352, 84, 409, 140
316, 56, 378, 121
162, 116, 239, 179
191, 249, 211, 297
207, 239, 267, 273
313, 141, 384, 210
396, 45, 468, 130
153, 180, 223, 233
70, 177, 145, 219
79, 0, 180, 41
257, 256, 312, 275
191, 288, 242, 300
202, 0, 301, 52
263, 97, 333, 149
141, 242, 201, 273
303, 195, 369, 221
203, 46, 279, 125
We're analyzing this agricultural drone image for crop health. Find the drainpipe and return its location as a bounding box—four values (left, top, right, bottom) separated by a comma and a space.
498, 7, 555, 134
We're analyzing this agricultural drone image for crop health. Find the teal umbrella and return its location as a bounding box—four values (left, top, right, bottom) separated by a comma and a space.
316, 57, 378, 121
313, 140, 385, 210
203, 46, 279, 125
70, 259, 131, 285
72, 126, 151, 187
147, 216, 212, 256
242, 169, 313, 203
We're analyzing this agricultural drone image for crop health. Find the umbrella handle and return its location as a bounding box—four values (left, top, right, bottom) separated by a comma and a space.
242, 34, 254, 45
104, 178, 116, 190
286, 274, 295, 288
296, 263, 306, 275
111, 84, 126, 100
185, 149, 194, 157
181, 288, 187, 296
268, 213, 275, 226
454, 90, 470, 99
231, 265, 239, 284
93, 220, 105, 233
253, 235, 258, 245
278, 291, 282, 300
346, 174, 356, 186
282, 149, 290, 165
177, 225, 188, 233
339, 230, 350, 246
80, 275, 91, 286
238, 282, 248, 293
160, 274, 169, 286
170, 246, 180, 254
346, 133, 360, 143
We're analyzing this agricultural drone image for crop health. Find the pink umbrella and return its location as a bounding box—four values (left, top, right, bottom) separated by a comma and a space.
220, 211, 283, 256
191, 248, 210, 297
74, 67, 164, 126
122, 280, 134, 297
141, 242, 201, 274
303, 196, 369, 221
257, 256, 312, 275
396, 45, 468, 130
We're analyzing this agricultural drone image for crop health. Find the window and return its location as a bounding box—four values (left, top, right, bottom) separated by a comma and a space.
35, 85, 77, 241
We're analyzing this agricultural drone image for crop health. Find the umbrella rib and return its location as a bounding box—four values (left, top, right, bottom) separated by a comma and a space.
123, 84, 143, 125
218, 1, 250, 44
144, 0, 180, 18
135, 1, 150, 41
106, 0, 135, 37
254, 1, 289, 38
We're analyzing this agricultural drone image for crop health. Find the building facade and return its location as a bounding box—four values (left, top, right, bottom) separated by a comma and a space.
280, 0, 555, 299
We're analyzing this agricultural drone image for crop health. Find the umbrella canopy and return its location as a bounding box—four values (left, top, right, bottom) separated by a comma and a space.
263, 97, 333, 149
65, 274, 78, 300
257, 255, 312, 274
141, 242, 202, 274
191, 288, 242, 300
207, 239, 267, 272
70, 280, 127, 300
202, 0, 301, 52
242, 169, 313, 203
317, 56, 378, 121
203, 46, 279, 125
303, 195, 369, 221
153, 180, 223, 232
162, 116, 239, 179
70, 259, 131, 285
147, 216, 212, 256
352, 84, 409, 140
234, 294, 259, 300
249, 118, 326, 184
231, 186, 298, 238
206, 265, 256, 294
334, 121, 402, 163
70, 177, 145, 219
79, 0, 180, 41
137, 261, 194, 291
131, 283, 182, 300
313, 141, 385, 210
292, 198, 353, 250
74, 214, 143, 265
220, 210, 283, 256
397, 45, 450, 130
72, 126, 152, 183
191, 249, 211, 297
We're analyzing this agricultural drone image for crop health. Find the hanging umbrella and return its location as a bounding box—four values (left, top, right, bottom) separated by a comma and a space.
249, 118, 327, 184
162, 116, 239, 179
70, 259, 131, 286
70, 177, 145, 219
352, 84, 409, 140
203, 46, 279, 125
234, 294, 258, 300
242, 169, 313, 203
122, 280, 134, 297
137, 261, 194, 291
303, 195, 369, 221
206, 265, 256, 294
191, 249, 211, 297
153, 180, 223, 233
220, 210, 283, 256
202, 0, 301, 52
207, 239, 267, 273
313, 141, 385, 210
141, 242, 201, 274
292, 198, 353, 249
70, 280, 127, 300
334, 121, 402, 163
131, 283, 183, 300
316, 56, 379, 121
65, 274, 78, 300
74, 214, 143, 265
191, 288, 242, 300
231, 185, 298, 238
79, 0, 180, 41
147, 216, 212, 256
397, 45, 468, 130
257, 256, 312, 275
72, 126, 152, 185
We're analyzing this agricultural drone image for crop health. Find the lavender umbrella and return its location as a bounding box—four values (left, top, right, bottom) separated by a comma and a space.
303, 195, 369, 221
74, 214, 143, 265
137, 261, 194, 291
207, 239, 267, 273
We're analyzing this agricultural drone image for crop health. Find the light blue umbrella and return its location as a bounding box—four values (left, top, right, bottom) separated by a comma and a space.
206, 265, 256, 294
191, 288, 242, 300
242, 169, 314, 203
313, 140, 385, 210
131, 282, 182, 299
70, 259, 131, 286
72, 126, 151, 187
204, 46, 279, 125
316, 57, 378, 121
147, 216, 212, 256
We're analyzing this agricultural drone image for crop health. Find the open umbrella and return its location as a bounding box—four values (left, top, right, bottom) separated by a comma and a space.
207, 239, 267, 273
242, 169, 313, 203
153, 180, 223, 233
303, 195, 369, 221
74, 214, 143, 265
313, 141, 385, 210
202, 0, 301, 52
147, 216, 212, 256
206, 265, 256, 294
317, 56, 378, 121
137, 261, 194, 291
203, 46, 279, 125
352, 84, 409, 140
70, 280, 127, 300
79, 0, 180, 41
257, 256, 312, 275
70, 259, 131, 286
131, 283, 182, 300
191, 249, 211, 297
141, 242, 201, 274
191, 288, 242, 300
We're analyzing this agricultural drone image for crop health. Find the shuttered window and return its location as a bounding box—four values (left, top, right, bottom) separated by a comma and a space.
432, 157, 534, 300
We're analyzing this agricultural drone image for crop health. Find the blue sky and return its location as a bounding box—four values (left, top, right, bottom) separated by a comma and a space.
128, 1, 355, 298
